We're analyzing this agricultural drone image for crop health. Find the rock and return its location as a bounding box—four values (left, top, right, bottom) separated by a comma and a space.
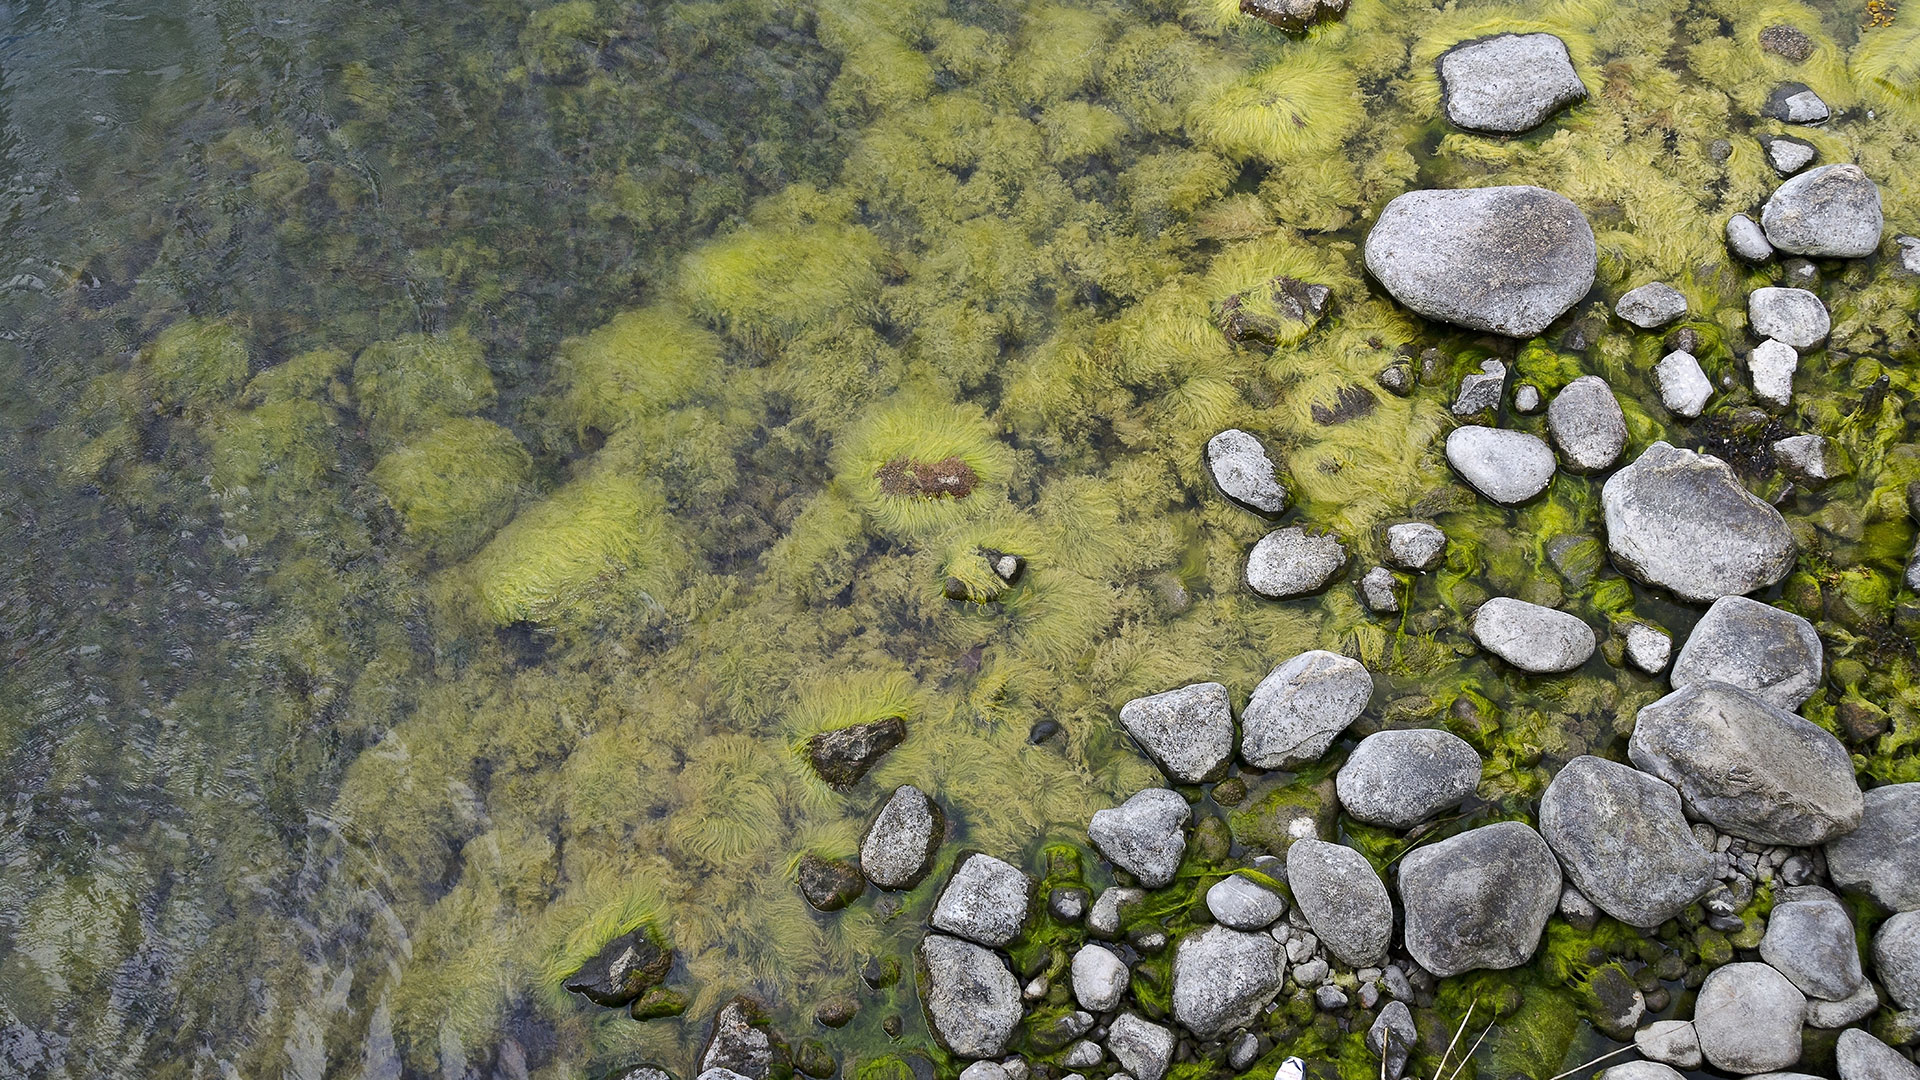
1774, 434, 1844, 484
1384, 523, 1447, 571
862, 786, 945, 890
1237, 0, 1347, 34
1170, 925, 1288, 1037
1437, 34, 1587, 134
1670, 595, 1823, 710
1239, 650, 1373, 770
958, 1064, 1008, 1080
1119, 683, 1235, 784
1335, 728, 1481, 829
1471, 597, 1596, 673
1377, 361, 1414, 395
1207, 861, 1289, 930
1397, 821, 1561, 977
1635, 1020, 1703, 1069
1629, 683, 1862, 845
1364, 186, 1597, 337
1286, 839, 1394, 966
991, 552, 1024, 583
1452, 359, 1507, 416
1762, 888, 1868, 1000
1228, 1034, 1260, 1072
1599, 1066, 1683, 1080
1220, 276, 1332, 349
1205, 430, 1290, 516
697, 1070, 755, 1080
1902, 234, 1920, 276
1062, 1042, 1101, 1069
931, 853, 1034, 947
1105, 1014, 1173, 1080
1600, 442, 1796, 602
1446, 426, 1557, 505
1070, 943, 1130, 1011
1089, 887, 1146, 937
1585, 964, 1647, 1041
1759, 24, 1815, 61
1877, 910, 1920, 1010
1764, 85, 1831, 124
1729, 213, 1776, 262
798, 854, 867, 911
807, 717, 907, 787
1291, 957, 1327, 985
1547, 375, 1627, 472
1560, 885, 1599, 931
1050, 887, 1089, 922
1762, 164, 1884, 258
1245, 527, 1347, 599
1314, 985, 1348, 1010
1617, 282, 1688, 328
1514, 383, 1543, 413
564, 927, 673, 1007
702, 1000, 776, 1078
1806, 981, 1881, 1028
1748, 288, 1830, 348
1539, 755, 1718, 927
1088, 789, 1191, 888
918, 934, 1022, 1059
1695, 963, 1807, 1074
623, 1068, 677, 1080
1838, 1028, 1920, 1080
1655, 350, 1712, 418
1826, 783, 1920, 911
1766, 136, 1817, 176
1625, 624, 1673, 674
1750, 339, 1798, 406
1367, 1001, 1416, 1080
1357, 567, 1399, 613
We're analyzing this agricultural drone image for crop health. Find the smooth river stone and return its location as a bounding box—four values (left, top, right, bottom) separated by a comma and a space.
1761, 164, 1885, 258
1539, 755, 1717, 927
1600, 442, 1795, 602
1446, 426, 1556, 504
1471, 597, 1596, 673
1438, 34, 1588, 135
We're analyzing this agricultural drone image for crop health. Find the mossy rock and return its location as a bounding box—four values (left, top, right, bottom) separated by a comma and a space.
1229, 776, 1338, 855
352, 331, 494, 450
371, 417, 534, 559
143, 319, 250, 411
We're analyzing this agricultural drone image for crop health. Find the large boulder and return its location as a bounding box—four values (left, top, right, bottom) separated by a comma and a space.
1600, 442, 1795, 602
1119, 682, 1235, 783
1761, 164, 1885, 258
1170, 926, 1288, 1037
1760, 886, 1868, 1001
1538, 755, 1718, 927
1825, 783, 1920, 911
1471, 597, 1596, 673
1364, 187, 1597, 337
1694, 963, 1805, 1074
1670, 595, 1823, 710
1629, 683, 1862, 846
1335, 728, 1481, 829
1205, 429, 1289, 516
918, 934, 1023, 1058
1088, 788, 1191, 888
861, 784, 945, 890
1446, 426, 1557, 504
1239, 650, 1373, 769
1437, 34, 1588, 134
1286, 839, 1394, 966
1875, 909, 1920, 1010
1245, 527, 1347, 599
1547, 375, 1627, 472
1397, 821, 1561, 977
930, 853, 1034, 947
1837, 1029, 1920, 1080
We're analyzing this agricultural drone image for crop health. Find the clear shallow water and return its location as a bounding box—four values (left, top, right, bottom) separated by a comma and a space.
0, 0, 1916, 1076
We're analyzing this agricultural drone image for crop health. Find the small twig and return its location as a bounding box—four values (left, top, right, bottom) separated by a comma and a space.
1543, 1043, 1637, 1080
1427, 999, 1476, 1080
1444, 1021, 1496, 1080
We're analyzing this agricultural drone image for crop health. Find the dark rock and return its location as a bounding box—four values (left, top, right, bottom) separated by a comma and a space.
1311, 384, 1378, 425
798, 854, 866, 912
815, 996, 857, 1028
631, 987, 690, 1020
1397, 821, 1561, 977
1238, 0, 1347, 33
1367, 1001, 1416, 1080
702, 999, 782, 1079
795, 1041, 836, 1079
563, 927, 673, 1007
1219, 276, 1333, 347
1759, 24, 1815, 61
807, 717, 907, 787
1028, 720, 1063, 744
1049, 886, 1090, 923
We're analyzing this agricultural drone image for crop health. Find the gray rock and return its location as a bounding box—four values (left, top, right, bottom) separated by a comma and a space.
1397, 821, 1562, 977
1089, 887, 1146, 937
1286, 839, 1394, 967
1239, 650, 1372, 770
1876, 910, 1920, 1010
1291, 957, 1328, 986
1599, 1065, 1684, 1080
1762, 164, 1885, 258
1050, 887, 1089, 923
1105, 1014, 1173, 1080
1695, 962, 1806, 1074
1170, 926, 1288, 1037
1088, 789, 1190, 888
1207, 862, 1288, 930
1826, 783, 1920, 911
1767, 137, 1818, 176
1655, 350, 1712, 418
1238, 0, 1347, 32
702, 1001, 775, 1078
1514, 383, 1543, 413
958, 1063, 1009, 1080
1335, 728, 1481, 829
1600, 442, 1796, 602
1367, 1001, 1416, 1080
1228, 1033, 1260, 1072
1364, 187, 1597, 337
1838, 1029, 1920, 1080
1749, 288, 1830, 348
1560, 884, 1599, 931
1539, 755, 1718, 927
1762, 888, 1868, 1000
1313, 985, 1348, 1010
1729, 213, 1776, 262
1062, 1042, 1102, 1069
1358, 566, 1399, 613
862, 785, 946, 890
1617, 282, 1688, 328
1119, 683, 1235, 784
1452, 359, 1507, 416
1805, 980, 1880, 1028
1245, 527, 1347, 599
1547, 375, 1627, 472
1472, 597, 1596, 673
931, 853, 1034, 947
1071, 943, 1130, 1012
1671, 595, 1823, 710
1206, 430, 1289, 516
1384, 522, 1447, 571
1446, 426, 1557, 505
1774, 434, 1844, 485
1751, 339, 1799, 406
1767, 87, 1831, 124
624, 1068, 677, 1080
698, 1070, 756, 1080
1635, 1019, 1703, 1069
1438, 34, 1588, 134
919, 934, 1023, 1059
1901, 233, 1920, 275
1629, 683, 1862, 846
1626, 624, 1673, 674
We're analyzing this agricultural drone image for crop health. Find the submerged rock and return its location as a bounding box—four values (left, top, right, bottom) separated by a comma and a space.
1205, 430, 1289, 516
1119, 682, 1235, 784
918, 934, 1022, 1059
1670, 595, 1823, 710
1088, 789, 1191, 888
1761, 887, 1868, 1001
1764, 84, 1830, 124
861, 784, 945, 890
1629, 683, 1862, 846
1286, 839, 1393, 967
1336, 728, 1481, 829
1171, 926, 1288, 1037
1774, 434, 1845, 484
1750, 339, 1799, 407
1825, 783, 1920, 912
807, 717, 907, 787
1655, 350, 1712, 418
1245, 527, 1347, 599
1600, 442, 1795, 602
1539, 755, 1718, 927
1398, 822, 1561, 977
1364, 186, 1597, 337
1748, 287, 1830, 348
1384, 522, 1447, 571
1547, 375, 1627, 472
1616, 282, 1688, 328
1472, 597, 1596, 673
797, 854, 866, 911
1728, 213, 1776, 262
1694, 963, 1806, 1074
931, 853, 1034, 947
1761, 164, 1884, 258
564, 927, 673, 1007
1759, 24, 1815, 61
702, 999, 778, 1079
1239, 650, 1372, 769
1446, 426, 1557, 505
1438, 34, 1588, 134
1237, 0, 1347, 33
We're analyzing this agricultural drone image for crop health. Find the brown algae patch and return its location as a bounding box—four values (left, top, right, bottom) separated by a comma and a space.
874, 456, 980, 500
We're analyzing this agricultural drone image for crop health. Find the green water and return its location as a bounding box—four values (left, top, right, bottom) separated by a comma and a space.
0, 0, 1916, 1075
